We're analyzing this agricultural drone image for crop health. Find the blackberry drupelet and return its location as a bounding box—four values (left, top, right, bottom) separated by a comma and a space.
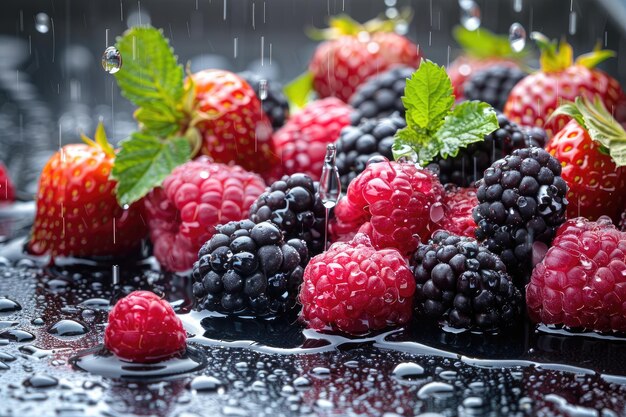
249, 174, 327, 256
411, 231, 522, 331
335, 113, 406, 190
238, 72, 289, 129
349, 65, 414, 124
192, 220, 308, 316
427, 113, 547, 187
473, 147, 568, 281
463, 65, 527, 111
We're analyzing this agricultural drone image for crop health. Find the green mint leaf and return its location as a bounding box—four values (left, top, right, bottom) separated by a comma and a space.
111, 133, 191, 206
114, 26, 184, 135
392, 127, 435, 163
454, 26, 524, 59
431, 101, 499, 161
134, 107, 181, 138
284, 71, 313, 110
402, 60, 454, 132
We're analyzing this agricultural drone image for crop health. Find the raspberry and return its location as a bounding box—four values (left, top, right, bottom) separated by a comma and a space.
331, 158, 445, 256
473, 147, 568, 281
299, 233, 415, 335
348, 66, 415, 123
144, 157, 266, 272
249, 174, 327, 256
411, 231, 522, 331
192, 220, 308, 316
272, 98, 352, 181
0, 162, 14, 202
335, 113, 405, 190
526, 217, 626, 333
104, 291, 186, 363
440, 186, 478, 238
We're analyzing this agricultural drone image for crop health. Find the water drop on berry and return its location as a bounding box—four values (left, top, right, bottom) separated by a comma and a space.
509, 23, 526, 53
459, 0, 481, 31
101, 46, 122, 74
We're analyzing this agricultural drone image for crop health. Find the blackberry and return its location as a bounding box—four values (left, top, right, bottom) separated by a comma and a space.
238, 72, 289, 129
411, 231, 522, 331
349, 65, 414, 124
427, 113, 547, 187
463, 65, 527, 111
473, 147, 568, 281
249, 174, 327, 256
192, 220, 308, 316
335, 113, 406, 190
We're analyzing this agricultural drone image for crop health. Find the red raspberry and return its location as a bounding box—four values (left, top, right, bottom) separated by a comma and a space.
144, 157, 266, 272
439, 186, 478, 238
0, 162, 15, 202
104, 291, 186, 363
330, 159, 445, 256
299, 233, 415, 335
272, 98, 351, 181
526, 217, 626, 333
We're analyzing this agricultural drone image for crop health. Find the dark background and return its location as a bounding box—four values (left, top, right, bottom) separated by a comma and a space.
1, 0, 626, 196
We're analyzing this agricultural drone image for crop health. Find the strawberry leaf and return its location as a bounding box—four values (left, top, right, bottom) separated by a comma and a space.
114, 26, 184, 136
284, 71, 314, 110
111, 133, 191, 206
433, 101, 499, 160
402, 60, 454, 132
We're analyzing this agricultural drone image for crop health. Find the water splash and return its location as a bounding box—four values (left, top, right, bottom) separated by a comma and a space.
459, 0, 481, 31
509, 23, 526, 53
101, 46, 122, 74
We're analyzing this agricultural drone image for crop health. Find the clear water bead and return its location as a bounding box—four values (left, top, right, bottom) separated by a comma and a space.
513, 0, 522, 12
318, 144, 341, 209
459, 0, 481, 31
35, 13, 50, 34
101, 46, 122, 74
258, 79, 268, 100
509, 23, 526, 53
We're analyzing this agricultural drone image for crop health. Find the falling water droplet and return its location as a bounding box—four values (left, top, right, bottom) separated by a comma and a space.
258, 79, 268, 100
509, 23, 526, 53
569, 11, 577, 35
459, 0, 481, 31
513, 0, 522, 12
101, 46, 122, 74
112, 264, 120, 285
35, 13, 50, 34
318, 145, 341, 210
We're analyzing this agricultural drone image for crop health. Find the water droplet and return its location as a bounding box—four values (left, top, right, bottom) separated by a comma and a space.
516, 196, 528, 207
0, 321, 17, 329
35, 12, 50, 34
31, 317, 45, 326
0, 297, 21, 313
190, 375, 223, 392
417, 381, 454, 399
19, 345, 52, 359
392, 362, 425, 382
23, 374, 58, 388
258, 79, 268, 100
439, 370, 458, 380
315, 399, 333, 409
318, 144, 341, 209
311, 367, 330, 378
513, 0, 523, 12
78, 298, 111, 310
293, 376, 311, 389
429, 203, 445, 223
0, 328, 35, 342
569, 11, 577, 35
48, 319, 89, 337
459, 0, 481, 31
101, 46, 122, 74
0, 352, 16, 362
509, 23, 526, 53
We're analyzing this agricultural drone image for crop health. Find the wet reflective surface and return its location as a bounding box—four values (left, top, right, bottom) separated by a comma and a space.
2, 205, 626, 416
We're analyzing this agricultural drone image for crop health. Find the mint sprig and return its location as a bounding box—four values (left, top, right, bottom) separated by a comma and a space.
454, 26, 526, 59
393, 60, 498, 164
111, 133, 191, 207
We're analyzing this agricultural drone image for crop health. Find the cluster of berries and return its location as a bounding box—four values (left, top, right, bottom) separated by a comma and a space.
13, 18, 626, 363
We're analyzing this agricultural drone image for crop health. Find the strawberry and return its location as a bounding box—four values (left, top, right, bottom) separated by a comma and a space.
504, 34, 626, 137
0, 162, 15, 202
28, 123, 147, 258
272, 98, 352, 180
191, 69, 278, 178
546, 97, 626, 222
447, 26, 525, 101
307, 14, 421, 102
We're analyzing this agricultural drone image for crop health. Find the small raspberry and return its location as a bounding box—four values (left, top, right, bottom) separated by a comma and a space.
440, 186, 478, 238
299, 233, 415, 335
104, 291, 186, 363
144, 157, 266, 272
331, 158, 445, 256
272, 98, 351, 181
526, 217, 626, 333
